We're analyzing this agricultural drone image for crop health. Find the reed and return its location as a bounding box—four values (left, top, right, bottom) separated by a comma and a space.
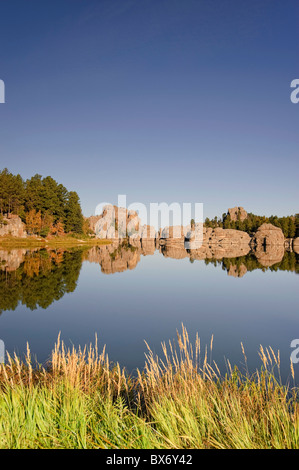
0, 325, 298, 449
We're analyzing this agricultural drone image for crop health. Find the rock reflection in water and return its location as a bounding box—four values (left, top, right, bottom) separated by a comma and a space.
0, 240, 298, 313
84, 238, 157, 275
0, 248, 83, 313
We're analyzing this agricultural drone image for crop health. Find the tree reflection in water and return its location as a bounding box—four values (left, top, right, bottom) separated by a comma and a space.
0, 243, 298, 313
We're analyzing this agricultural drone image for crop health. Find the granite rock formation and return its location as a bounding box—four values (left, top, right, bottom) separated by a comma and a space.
293, 237, 299, 254
85, 206, 293, 275
90, 205, 158, 242
0, 249, 28, 271
0, 214, 27, 238
85, 242, 141, 274
227, 264, 248, 278
91, 205, 140, 239
254, 245, 285, 267
251, 223, 285, 247
227, 207, 248, 222
203, 227, 251, 245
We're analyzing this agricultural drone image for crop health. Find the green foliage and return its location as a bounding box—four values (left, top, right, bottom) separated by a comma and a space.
0, 169, 85, 235
205, 216, 222, 229
0, 328, 298, 449
205, 252, 299, 275
39, 227, 50, 238
0, 168, 25, 215
0, 214, 8, 226
64, 191, 84, 234
205, 209, 298, 238
0, 249, 83, 313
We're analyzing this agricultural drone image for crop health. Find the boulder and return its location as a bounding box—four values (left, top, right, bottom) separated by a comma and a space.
205, 227, 251, 245
0, 248, 28, 271
139, 224, 156, 239
284, 238, 293, 250
85, 241, 141, 274
0, 214, 27, 238
293, 237, 299, 254
161, 244, 189, 260
252, 223, 285, 247
160, 225, 189, 240
188, 244, 250, 260
141, 238, 156, 256
227, 264, 248, 278
255, 245, 285, 267
227, 207, 248, 222
90, 205, 141, 239
88, 206, 158, 241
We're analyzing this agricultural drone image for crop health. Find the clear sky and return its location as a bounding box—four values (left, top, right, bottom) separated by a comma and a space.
0, 0, 298, 220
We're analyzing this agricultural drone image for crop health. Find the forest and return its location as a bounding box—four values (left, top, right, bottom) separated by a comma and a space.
204, 211, 299, 238
0, 168, 86, 237
1, 168, 298, 239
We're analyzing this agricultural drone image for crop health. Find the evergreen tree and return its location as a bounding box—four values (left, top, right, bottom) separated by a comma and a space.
0, 169, 85, 236
64, 191, 84, 234
0, 168, 25, 215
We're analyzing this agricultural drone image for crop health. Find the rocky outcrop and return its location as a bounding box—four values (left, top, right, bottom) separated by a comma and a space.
0, 249, 28, 271
140, 238, 156, 256
227, 264, 248, 278
86, 215, 102, 234
293, 238, 299, 254
161, 244, 189, 260
0, 214, 27, 238
85, 242, 141, 274
227, 207, 248, 222
160, 225, 188, 240
203, 227, 251, 245
89, 205, 158, 242
255, 245, 285, 267
189, 244, 251, 260
91, 205, 140, 239
86, 206, 292, 275
161, 225, 250, 246
251, 223, 285, 247
159, 224, 251, 261
284, 238, 293, 250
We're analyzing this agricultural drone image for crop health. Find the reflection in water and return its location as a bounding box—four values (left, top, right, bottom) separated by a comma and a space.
0, 242, 298, 313
0, 248, 83, 313
84, 241, 141, 274
85, 239, 299, 278
84, 239, 157, 274
204, 252, 299, 278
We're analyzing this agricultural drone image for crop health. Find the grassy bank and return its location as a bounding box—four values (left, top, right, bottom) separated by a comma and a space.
0, 236, 111, 249
0, 326, 298, 449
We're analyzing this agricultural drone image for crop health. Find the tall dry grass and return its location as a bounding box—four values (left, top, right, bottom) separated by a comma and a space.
0, 325, 298, 449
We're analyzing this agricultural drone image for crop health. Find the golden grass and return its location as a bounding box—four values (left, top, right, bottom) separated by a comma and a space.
0, 325, 298, 449
0, 236, 112, 248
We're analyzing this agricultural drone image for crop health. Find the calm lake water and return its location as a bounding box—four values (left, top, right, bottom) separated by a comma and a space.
0, 244, 298, 383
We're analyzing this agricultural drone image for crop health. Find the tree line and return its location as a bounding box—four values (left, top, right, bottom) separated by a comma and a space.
0, 249, 83, 313
204, 211, 299, 238
0, 168, 86, 236
204, 251, 299, 275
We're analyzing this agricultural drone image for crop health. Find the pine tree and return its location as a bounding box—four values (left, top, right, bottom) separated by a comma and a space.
64, 191, 84, 234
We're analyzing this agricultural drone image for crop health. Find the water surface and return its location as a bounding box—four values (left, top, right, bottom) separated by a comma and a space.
0, 244, 298, 382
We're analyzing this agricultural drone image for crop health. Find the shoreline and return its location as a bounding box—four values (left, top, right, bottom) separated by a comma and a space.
0, 329, 297, 449
0, 236, 112, 249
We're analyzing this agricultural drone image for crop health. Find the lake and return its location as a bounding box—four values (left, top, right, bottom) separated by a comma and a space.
0, 243, 298, 383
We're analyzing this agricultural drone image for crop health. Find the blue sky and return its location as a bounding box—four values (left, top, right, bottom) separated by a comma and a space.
0, 0, 298, 220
